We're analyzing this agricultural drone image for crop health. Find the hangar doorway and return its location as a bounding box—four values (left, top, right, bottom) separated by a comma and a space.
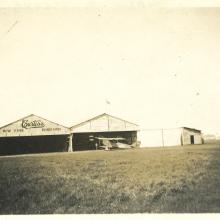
73, 131, 137, 151
0, 135, 69, 156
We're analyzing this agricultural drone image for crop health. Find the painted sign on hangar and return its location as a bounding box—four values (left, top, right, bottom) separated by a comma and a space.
0, 114, 70, 137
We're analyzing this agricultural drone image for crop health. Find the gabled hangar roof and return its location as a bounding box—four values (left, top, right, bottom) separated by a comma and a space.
0, 114, 70, 137
71, 113, 139, 133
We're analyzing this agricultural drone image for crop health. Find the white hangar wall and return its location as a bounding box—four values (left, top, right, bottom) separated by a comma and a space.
138, 129, 163, 147
138, 127, 202, 147
163, 128, 182, 146
138, 128, 182, 147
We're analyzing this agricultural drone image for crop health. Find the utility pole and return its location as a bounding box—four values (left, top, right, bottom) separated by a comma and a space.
161, 129, 164, 147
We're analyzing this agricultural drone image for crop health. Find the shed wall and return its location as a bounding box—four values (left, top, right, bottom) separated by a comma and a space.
182, 128, 202, 145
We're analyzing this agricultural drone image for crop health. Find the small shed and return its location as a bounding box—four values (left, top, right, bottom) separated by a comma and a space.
70, 113, 139, 151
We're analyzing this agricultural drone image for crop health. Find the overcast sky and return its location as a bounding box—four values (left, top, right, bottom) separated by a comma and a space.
0, 6, 220, 134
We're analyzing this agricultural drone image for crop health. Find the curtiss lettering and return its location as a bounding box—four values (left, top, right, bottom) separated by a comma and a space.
22, 120, 45, 129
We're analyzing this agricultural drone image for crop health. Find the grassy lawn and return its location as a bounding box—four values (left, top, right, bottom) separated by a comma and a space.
0, 143, 220, 214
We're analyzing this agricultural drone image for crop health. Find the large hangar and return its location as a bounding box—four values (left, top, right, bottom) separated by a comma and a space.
70, 113, 139, 151
0, 114, 71, 155
0, 113, 203, 155
138, 127, 203, 148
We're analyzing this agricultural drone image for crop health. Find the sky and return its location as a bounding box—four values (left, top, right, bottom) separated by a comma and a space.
0, 5, 220, 134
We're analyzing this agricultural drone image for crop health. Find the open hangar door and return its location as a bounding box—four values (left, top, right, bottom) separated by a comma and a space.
0, 135, 68, 156
72, 131, 137, 151
0, 114, 71, 156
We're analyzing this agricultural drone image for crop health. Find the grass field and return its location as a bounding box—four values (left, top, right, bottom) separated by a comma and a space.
0, 143, 220, 214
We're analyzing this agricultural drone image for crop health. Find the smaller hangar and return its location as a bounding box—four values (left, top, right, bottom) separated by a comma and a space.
138, 127, 203, 148
0, 114, 71, 155
70, 113, 139, 151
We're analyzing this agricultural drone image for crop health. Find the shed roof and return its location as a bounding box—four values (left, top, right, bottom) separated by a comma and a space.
182, 127, 201, 133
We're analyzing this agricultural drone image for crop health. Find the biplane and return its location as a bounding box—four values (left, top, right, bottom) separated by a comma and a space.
93, 137, 134, 151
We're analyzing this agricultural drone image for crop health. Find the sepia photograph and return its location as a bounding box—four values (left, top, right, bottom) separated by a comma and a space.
0, 0, 220, 216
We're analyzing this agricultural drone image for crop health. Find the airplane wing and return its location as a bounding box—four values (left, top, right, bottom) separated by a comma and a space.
94, 137, 125, 141
94, 137, 133, 150
116, 142, 132, 149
